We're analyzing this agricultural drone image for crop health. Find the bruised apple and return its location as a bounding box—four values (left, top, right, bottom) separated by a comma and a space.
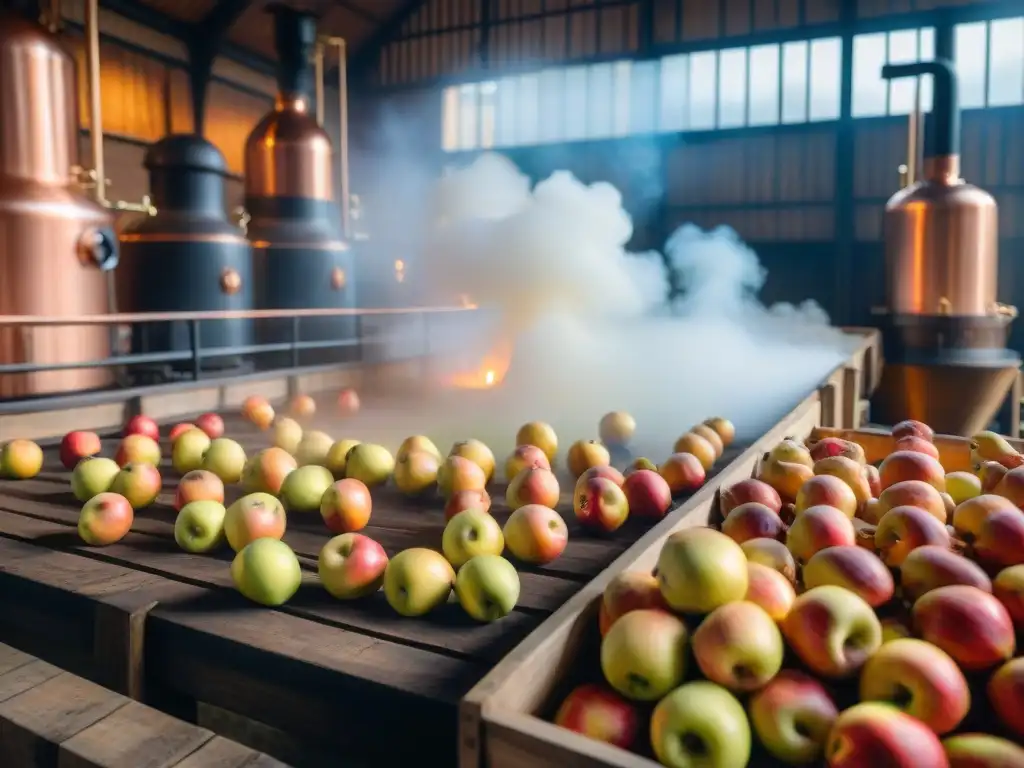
554, 684, 639, 750
574, 476, 629, 533
622, 470, 672, 519
503, 504, 568, 565
659, 452, 706, 495
808, 437, 865, 465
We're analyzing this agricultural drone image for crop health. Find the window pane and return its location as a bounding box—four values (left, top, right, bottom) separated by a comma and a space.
659, 53, 688, 131
516, 74, 540, 146
612, 60, 632, 137
852, 32, 887, 117
955, 22, 988, 108
494, 77, 518, 146
688, 51, 717, 130
564, 66, 588, 140
718, 47, 747, 128
888, 29, 922, 115
630, 59, 659, 133
537, 69, 564, 144
458, 84, 478, 150
479, 81, 496, 150
441, 86, 460, 151
988, 17, 1024, 107
809, 37, 841, 120
748, 44, 780, 125
588, 63, 614, 139
919, 28, 934, 112
781, 41, 808, 123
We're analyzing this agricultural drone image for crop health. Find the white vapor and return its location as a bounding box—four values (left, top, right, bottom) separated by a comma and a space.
374, 152, 857, 461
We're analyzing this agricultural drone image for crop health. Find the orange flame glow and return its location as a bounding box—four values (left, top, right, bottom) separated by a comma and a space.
447, 337, 513, 389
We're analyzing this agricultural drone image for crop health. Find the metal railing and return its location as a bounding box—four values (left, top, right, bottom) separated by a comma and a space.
0, 304, 478, 403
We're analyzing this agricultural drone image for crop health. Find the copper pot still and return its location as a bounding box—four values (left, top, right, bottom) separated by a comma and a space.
0, 4, 117, 398
874, 60, 1019, 434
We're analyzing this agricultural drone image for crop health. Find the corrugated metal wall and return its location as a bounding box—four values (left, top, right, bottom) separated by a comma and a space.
354, 0, 1024, 340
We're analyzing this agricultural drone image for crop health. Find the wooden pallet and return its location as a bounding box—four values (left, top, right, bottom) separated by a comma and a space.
0, 402, 746, 765
458, 328, 883, 768
0, 640, 286, 767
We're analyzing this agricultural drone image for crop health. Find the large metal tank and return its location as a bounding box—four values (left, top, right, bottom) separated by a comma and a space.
118, 135, 253, 376
245, 4, 355, 366
0, 6, 118, 398
873, 59, 1019, 434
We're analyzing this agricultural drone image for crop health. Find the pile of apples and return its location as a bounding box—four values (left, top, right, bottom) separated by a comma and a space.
551, 419, 1024, 768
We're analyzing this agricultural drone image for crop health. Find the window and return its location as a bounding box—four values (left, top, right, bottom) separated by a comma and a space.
955, 16, 1024, 108
852, 28, 934, 117
748, 44, 781, 126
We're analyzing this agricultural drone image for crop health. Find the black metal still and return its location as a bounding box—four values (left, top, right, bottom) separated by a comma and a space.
245, 6, 356, 367
118, 135, 254, 375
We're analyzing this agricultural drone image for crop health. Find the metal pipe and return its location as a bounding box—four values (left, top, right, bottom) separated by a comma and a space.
45, 0, 61, 32
316, 37, 350, 239
85, 0, 106, 205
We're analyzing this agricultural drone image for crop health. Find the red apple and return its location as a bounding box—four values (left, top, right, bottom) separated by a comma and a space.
745, 562, 796, 621
174, 469, 225, 511
892, 419, 935, 442
554, 684, 639, 750
503, 444, 551, 482
337, 387, 361, 415
993, 564, 1024, 627
577, 465, 625, 488
722, 502, 787, 544
973, 507, 1024, 568
913, 585, 1016, 671
721, 478, 783, 516
78, 492, 134, 546
599, 570, 669, 636
781, 585, 881, 677
318, 532, 388, 599
824, 703, 948, 768
621, 470, 672, 519
808, 436, 866, 464
658, 452, 706, 495
785, 504, 856, 564
123, 415, 159, 441
320, 478, 372, 534
900, 545, 992, 602
574, 476, 629, 532
444, 489, 492, 522
506, 466, 560, 511
874, 505, 950, 567
503, 504, 568, 565
195, 412, 225, 439
987, 657, 1024, 737
169, 422, 197, 443
60, 431, 101, 470
859, 638, 970, 734
895, 435, 941, 460
749, 671, 838, 765
802, 546, 894, 608
224, 492, 287, 552
942, 734, 1024, 768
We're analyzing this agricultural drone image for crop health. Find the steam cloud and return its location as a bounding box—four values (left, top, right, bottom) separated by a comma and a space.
373, 152, 857, 460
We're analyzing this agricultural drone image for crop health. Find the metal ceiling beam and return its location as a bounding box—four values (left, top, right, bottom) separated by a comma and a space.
334, 1, 384, 26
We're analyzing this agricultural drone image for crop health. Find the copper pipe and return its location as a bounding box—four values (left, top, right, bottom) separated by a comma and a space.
85, 0, 105, 205
314, 40, 325, 126
45, 0, 61, 32
0, 305, 479, 327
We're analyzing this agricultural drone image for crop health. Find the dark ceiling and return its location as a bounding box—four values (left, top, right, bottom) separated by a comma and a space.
106, 0, 421, 76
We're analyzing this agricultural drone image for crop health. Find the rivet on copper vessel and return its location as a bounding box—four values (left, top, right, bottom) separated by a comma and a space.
330, 266, 346, 290
220, 267, 242, 295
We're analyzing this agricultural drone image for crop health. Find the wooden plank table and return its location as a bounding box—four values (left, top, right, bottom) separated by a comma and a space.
0, 398, 743, 766
0, 640, 287, 767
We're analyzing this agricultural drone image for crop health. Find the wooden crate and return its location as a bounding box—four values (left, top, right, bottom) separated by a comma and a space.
458, 328, 882, 768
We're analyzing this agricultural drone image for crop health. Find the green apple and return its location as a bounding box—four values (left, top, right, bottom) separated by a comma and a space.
71, 457, 120, 502
279, 465, 334, 513
601, 609, 688, 701
273, 417, 303, 455
295, 430, 334, 467
651, 681, 751, 768
174, 500, 227, 553
383, 548, 455, 617
657, 528, 748, 613
455, 555, 520, 622
324, 439, 361, 478
172, 428, 211, 474
202, 438, 247, 484
231, 537, 302, 607
346, 443, 395, 488
442, 508, 504, 569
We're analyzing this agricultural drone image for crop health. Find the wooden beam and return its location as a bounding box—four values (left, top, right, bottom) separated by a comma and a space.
344, 0, 430, 82
334, 0, 384, 25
